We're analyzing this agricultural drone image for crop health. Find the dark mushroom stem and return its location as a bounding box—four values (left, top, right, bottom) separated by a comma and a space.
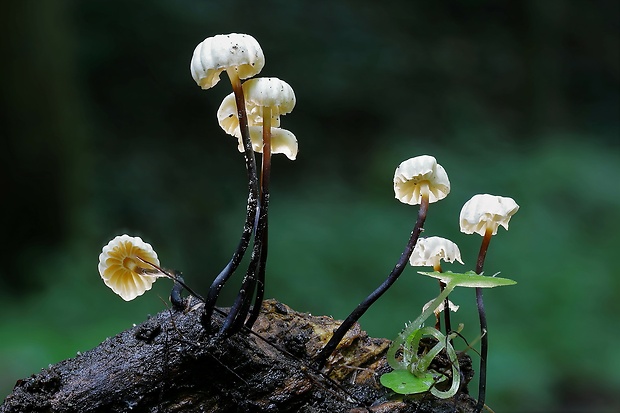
245, 110, 272, 329
201, 71, 259, 330
438, 279, 454, 340
245, 226, 267, 328
314, 194, 430, 369
473, 227, 493, 413
432, 262, 453, 336
219, 107, 273, 337
217, 200, 266, 337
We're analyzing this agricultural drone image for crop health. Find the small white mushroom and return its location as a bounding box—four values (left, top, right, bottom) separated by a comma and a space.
409, 237, 464, 270
459, 194, 519, 236
243, 77, 296, 124
190, 33, 265, 89
238, 126, 298, 160
98, 234, 164, 301
217, 77, 298, 160
393, 155, 450, 205
422, 298, 460, 317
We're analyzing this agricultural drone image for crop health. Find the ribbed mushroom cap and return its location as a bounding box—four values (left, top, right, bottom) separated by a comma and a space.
409, 237, 464, 268
98, 234, 163, 301
217, 77, 296, 136
190, 33, 265, 89
243, 77, 296, 123
394, 155, 450, 205
235, 126, 298, 160
460, 194, 519, 236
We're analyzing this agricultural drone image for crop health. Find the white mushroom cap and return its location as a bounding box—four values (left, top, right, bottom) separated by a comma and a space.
236, 126, 298, 160
422, 298, 460, 316
190, 33, 265, 89
393, 155, 450, 205
409, 237, 464, 268
217, 77, 296, 137
243, 77, 296, 122
217, 93, 240, 136
98, 234, 164, 301
459, 194, 519, 236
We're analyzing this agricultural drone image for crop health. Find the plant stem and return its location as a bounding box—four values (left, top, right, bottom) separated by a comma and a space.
474, 227, 493, 413
314, 193, 430, 369
387, 278, 458, 370
201, 71, 259, 330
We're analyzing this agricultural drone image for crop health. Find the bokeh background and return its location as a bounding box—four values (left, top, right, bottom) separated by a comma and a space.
1, 1, 619, 411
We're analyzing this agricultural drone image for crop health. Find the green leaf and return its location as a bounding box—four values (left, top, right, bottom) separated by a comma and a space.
380, 369, 446, 395
418, 271, 517, 288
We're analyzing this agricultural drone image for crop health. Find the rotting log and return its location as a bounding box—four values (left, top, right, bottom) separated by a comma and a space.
0, 299, 477, 413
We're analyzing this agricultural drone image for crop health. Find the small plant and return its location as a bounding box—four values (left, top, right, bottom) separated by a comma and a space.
381, 270, 516, 400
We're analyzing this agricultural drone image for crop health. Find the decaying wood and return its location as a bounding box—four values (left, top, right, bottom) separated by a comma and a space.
0, 299, 477, 412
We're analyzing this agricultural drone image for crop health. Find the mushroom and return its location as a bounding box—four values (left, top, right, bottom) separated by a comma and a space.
410, 236, 464, 331
190, 33, 266, 329
218, 77, 297, 335
244, 126, 298, 161
421, 297, 459, 322
460, 194, 519, 237
190, 33, 264, 90
393, 155, 450, 205
315, 155, 451, 369
217, 77, 298, 160
98, 234, 165, 301
459, 193, 519, 413
409, 236, 464, 270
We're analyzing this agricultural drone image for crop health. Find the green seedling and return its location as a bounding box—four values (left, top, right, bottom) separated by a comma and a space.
381, 271, 516, 398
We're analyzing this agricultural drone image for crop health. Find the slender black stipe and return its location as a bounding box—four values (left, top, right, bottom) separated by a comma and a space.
219, 197, 268, 337
439, 280, 453, 342
245, 225, 267, 329
245, 120, 272, 330
201, 231, 253, 327
314, 197, 429, 369
222, 113, 273, 334
201, 73, 259, 329
473, 229, 492, 413
218, 282, 251, 336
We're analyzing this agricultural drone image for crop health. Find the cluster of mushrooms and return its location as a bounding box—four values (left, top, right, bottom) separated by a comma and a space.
97, 33, 519, 413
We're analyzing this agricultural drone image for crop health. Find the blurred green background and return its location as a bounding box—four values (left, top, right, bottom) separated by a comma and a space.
1, 1, 618, 411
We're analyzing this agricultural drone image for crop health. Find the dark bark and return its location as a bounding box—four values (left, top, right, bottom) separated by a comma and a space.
1, 300, 477, 413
